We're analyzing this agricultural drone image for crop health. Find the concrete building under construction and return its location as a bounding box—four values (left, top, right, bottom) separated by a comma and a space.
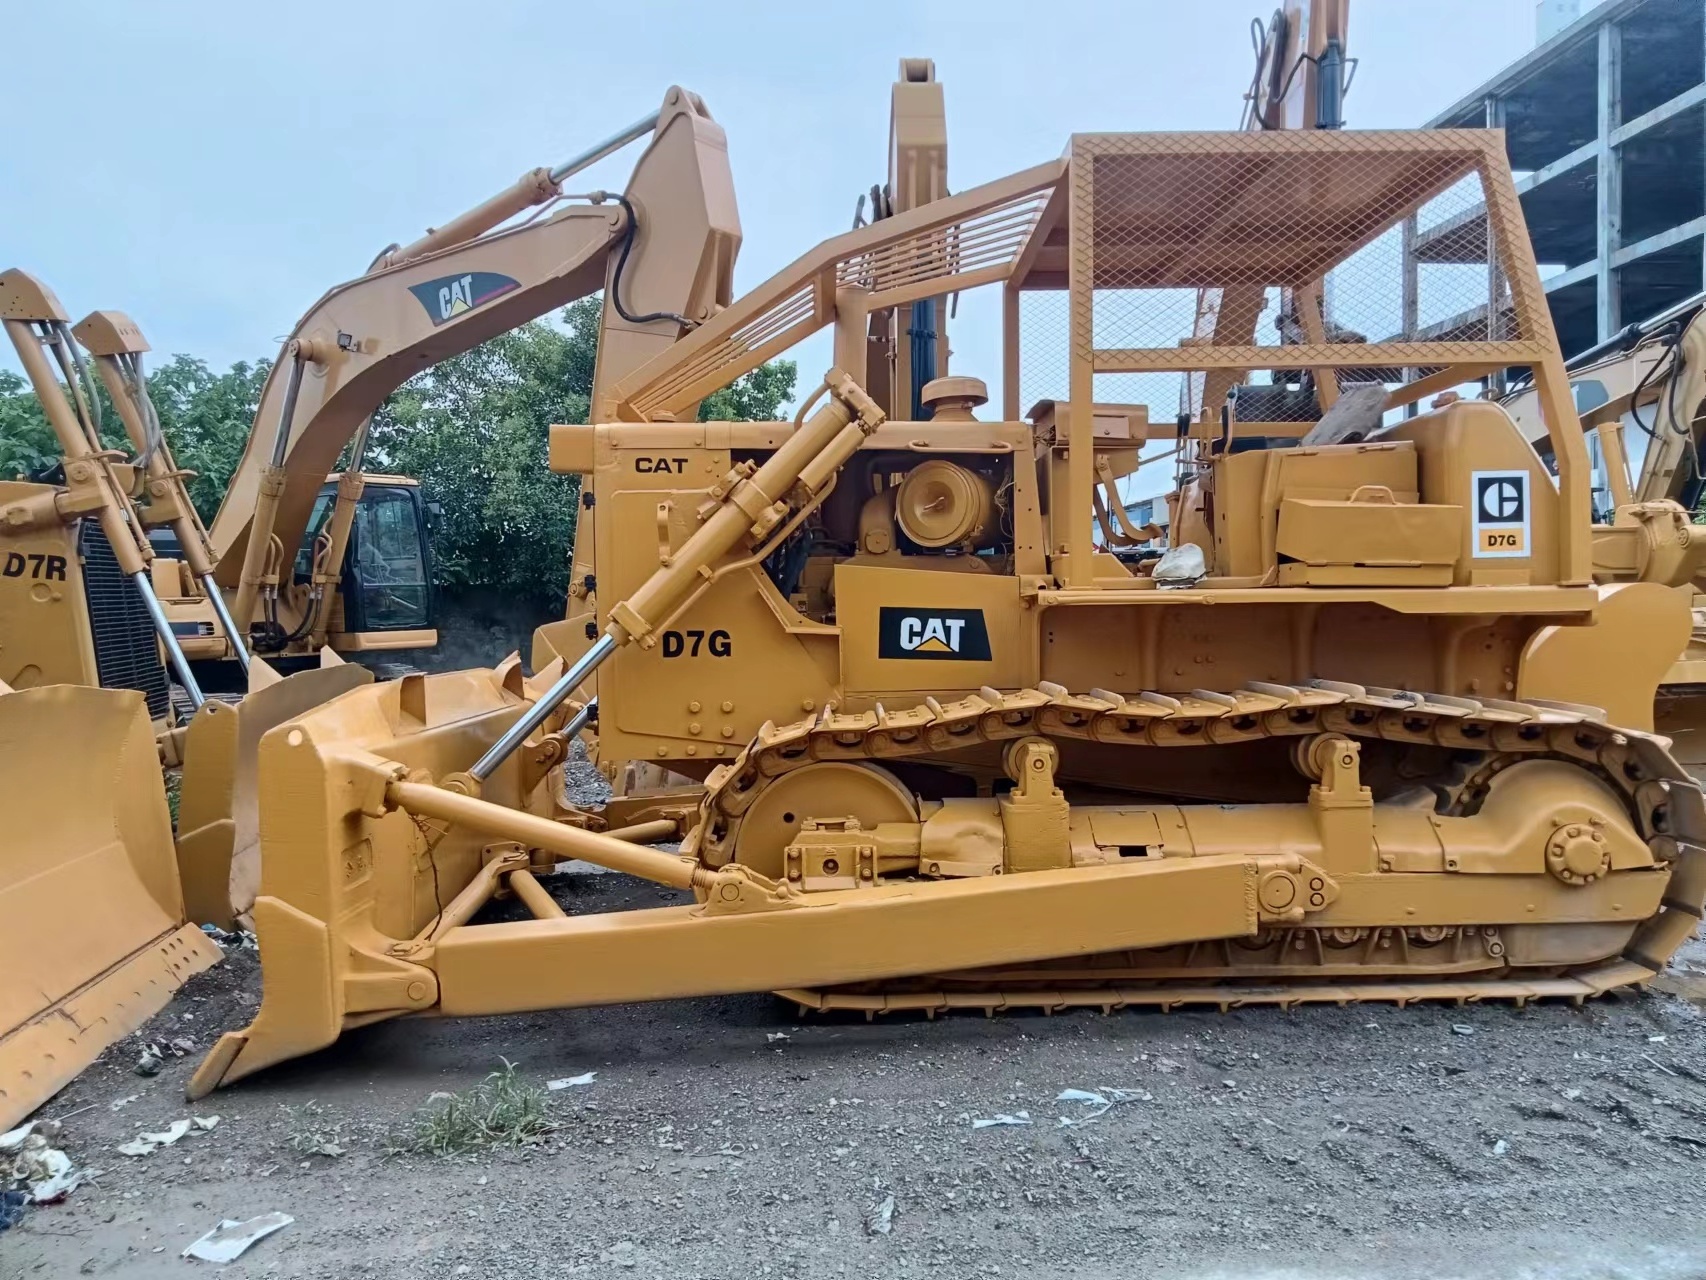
1413, 0, 1706, 357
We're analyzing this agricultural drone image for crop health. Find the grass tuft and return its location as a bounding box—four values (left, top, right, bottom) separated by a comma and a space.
164, 770, 182, 829
397, 1060, 555, 1156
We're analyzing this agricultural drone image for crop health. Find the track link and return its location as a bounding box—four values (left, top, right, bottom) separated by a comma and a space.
690, 679, 1706, 1012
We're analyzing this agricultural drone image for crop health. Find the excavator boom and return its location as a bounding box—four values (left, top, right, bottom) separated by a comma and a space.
208, 86, 739, 632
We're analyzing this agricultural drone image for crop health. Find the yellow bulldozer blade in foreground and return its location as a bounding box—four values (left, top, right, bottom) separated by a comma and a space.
175, 655, 374, 930
0, 682, 221, 1129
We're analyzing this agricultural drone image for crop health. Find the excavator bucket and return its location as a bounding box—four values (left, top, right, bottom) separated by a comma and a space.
0, 681, 221, 1129
175, 654, 375, 930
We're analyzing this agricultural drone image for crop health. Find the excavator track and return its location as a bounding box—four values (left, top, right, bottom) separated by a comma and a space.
692, 679, 1706, 1016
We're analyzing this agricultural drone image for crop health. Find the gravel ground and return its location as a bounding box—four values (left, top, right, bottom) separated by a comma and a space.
10, 865, 1706, 1280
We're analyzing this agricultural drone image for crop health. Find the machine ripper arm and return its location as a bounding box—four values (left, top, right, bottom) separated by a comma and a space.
73, 310, 253, 671
0, 270, 210, 705
455, 369, 887, 789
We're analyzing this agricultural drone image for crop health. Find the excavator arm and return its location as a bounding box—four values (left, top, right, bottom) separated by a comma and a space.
1191, 1, 1353, 421
1504, 298, 1706, 512
207, 85, 740, 645
1499, 299, 1706, 596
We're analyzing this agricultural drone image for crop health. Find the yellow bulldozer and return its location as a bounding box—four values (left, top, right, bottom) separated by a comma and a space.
178, 121, 1706, 1100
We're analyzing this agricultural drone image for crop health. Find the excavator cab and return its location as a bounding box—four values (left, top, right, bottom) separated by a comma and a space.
144, 474, 436, 681
289, 475, 436, 649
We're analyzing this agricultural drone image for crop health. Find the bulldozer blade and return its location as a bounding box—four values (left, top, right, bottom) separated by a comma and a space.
188, 667, 541, 1095
0, 684, 221, 1129
175, 661, 374, 930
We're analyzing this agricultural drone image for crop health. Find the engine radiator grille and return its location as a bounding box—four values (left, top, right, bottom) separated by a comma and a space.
78, 521, 170, 721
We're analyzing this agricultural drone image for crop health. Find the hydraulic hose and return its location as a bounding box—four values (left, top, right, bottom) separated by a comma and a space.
608, 194, 694, 329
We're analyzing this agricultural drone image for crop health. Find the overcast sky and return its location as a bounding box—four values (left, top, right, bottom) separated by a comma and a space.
3, 0, 1571, 391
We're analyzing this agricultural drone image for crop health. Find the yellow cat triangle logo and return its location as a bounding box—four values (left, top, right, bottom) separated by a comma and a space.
914, 636, 953, 653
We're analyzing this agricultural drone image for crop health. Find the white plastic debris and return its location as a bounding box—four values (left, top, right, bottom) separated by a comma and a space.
970, 1110, 1032, 1129
181, 1212, 293, 1263
117, 1119, 193, 1157
546, 1072, 597, 1091
2, 1121, 86, 1204
0, 1123, 34, 1154
1153, 542, 1207, 590
1054, 1086, 1152, 1127
1057, 1088, 1107, 1106
867, 1191, 896, 1235
1492, 1139, 1510, 1156
766, 1032, 791, 1043
192, 1116, 220, 1132
1649, 1034, 1669, 1044
1451, 1024, 1476, 1036
109, 1096, 139, 1112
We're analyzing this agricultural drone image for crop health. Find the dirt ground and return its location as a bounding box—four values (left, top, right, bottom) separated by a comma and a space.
10, 863, 1706, 1280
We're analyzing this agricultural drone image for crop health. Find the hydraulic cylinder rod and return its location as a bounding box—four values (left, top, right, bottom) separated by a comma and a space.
80, 323, 254, 673
132, 571, 204, 710
202, 574, 251, 674
463, 369, 884, 785
550, 110, 664, 183
381, 110, 662, 271
468, 650, 607, 783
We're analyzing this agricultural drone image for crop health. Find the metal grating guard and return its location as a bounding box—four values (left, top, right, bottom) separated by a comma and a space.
78, 521, 170, 720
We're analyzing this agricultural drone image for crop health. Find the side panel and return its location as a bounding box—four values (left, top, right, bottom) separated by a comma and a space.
1040, 600, 1541, 700
836, 563, 1032, 695
595, 429, 837, 767
1385, 401, 1562, 587
602, 553, 837, 766
0, 483, 98, 691
1519, 582, 1689, 731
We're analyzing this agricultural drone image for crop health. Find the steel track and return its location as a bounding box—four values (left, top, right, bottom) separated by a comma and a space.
690, 679, 1706, 1013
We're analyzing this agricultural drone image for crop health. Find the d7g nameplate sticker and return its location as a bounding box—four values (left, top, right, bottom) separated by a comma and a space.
1470, 469, 1531, 559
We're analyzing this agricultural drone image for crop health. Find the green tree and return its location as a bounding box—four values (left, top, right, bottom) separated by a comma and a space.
0, 354, 265, 524
139, 356, 272, 522
0, 369, 58, 478
698, 358, 799, 423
